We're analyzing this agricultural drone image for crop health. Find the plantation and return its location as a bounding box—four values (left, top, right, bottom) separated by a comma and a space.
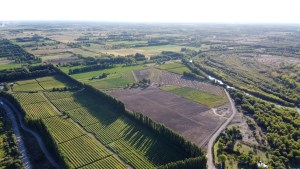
22, 101, 58, 119
59, 135, 113, 168
43, 117, 86, 143
45, 90, 193, 168
13, 93, 45, 105
7, 70, 205, 169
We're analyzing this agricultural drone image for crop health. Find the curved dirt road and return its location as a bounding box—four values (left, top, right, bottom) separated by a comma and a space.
206, 90, 237, 169
0, 98, 60, 169
1, 100, 32, 169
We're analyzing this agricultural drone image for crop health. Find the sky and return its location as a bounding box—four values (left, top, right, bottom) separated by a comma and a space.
1, 0, 300, 23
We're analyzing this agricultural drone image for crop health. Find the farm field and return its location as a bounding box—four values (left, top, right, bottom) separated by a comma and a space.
45, 90, 190, 168
161, 85, 228, 107
68, 65, 144, 89
0, 63, 22, 70
133, 68, 224, 96
12, 75, 74, 91
12, 84, 128, 168
110, 87, 228, 147
88, 45, 197, 57
38, 52, 79, 64
10, 75, 193, 168
157, 62, 191, 75
1, 22, 300, 169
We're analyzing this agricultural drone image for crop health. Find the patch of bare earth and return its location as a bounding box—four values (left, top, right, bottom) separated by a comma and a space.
134, 68, 224, 96
111, 87, 229, 147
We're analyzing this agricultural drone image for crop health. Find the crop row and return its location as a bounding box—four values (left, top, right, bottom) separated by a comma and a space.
44, 91, 76, 100
80, 156, 127, 169
13, 82, 44, 92
50, 97, 83, 112
59, 135, 112, 168
109, 138, 155, 169
13, 93, 45, 105
43, 116, 86, 143
85, 117, 139, 145
22, 101, 58, 120
67, 105, 117, 127
13, 82, 129, 168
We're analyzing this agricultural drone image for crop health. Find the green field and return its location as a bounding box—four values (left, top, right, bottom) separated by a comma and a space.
12, 75, 74, 92
158, 62, 191, 75
0, 63, 23, 70
161, 85, 228, 107
68, 65, 144, 89
13, 90, 126, 168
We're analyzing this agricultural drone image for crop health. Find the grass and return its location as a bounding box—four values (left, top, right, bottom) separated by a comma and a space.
36, 75, 74, 89
69, 65, 144, 89
161, 85, 228, 107
0, 132, 6, 161
158, 62, 191, 75
88, 74, 133, 89
0, 63, 22, 70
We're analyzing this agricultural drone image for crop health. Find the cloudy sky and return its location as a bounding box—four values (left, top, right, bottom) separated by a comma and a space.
1, 0, 300, 23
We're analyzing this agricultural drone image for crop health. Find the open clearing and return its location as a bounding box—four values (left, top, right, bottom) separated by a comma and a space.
157, 62, 191, 75
111, 87, 229, 147
161, 85, 228, 107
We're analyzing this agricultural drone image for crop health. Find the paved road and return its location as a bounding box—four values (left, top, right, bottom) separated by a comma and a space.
0, 98, 60, 169
206, 90, 237, 169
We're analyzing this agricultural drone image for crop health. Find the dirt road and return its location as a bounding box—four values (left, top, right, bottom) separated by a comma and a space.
0, 98, 60, 169
206, 90, 237, 169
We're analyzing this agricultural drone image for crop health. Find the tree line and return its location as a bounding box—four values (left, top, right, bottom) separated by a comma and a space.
68, 64, 114, 75
0, 65, 57, 83
0, 107, 23, 169
0, 39, 41, 63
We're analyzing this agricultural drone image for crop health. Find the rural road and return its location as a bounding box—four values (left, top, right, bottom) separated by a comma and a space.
0, 98, 60, 169
206, 90, 237, 169
1, 99, 32, 169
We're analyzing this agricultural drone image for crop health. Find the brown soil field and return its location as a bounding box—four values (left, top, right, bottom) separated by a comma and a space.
111, 87, 229, 147
134, 68, 224, 96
